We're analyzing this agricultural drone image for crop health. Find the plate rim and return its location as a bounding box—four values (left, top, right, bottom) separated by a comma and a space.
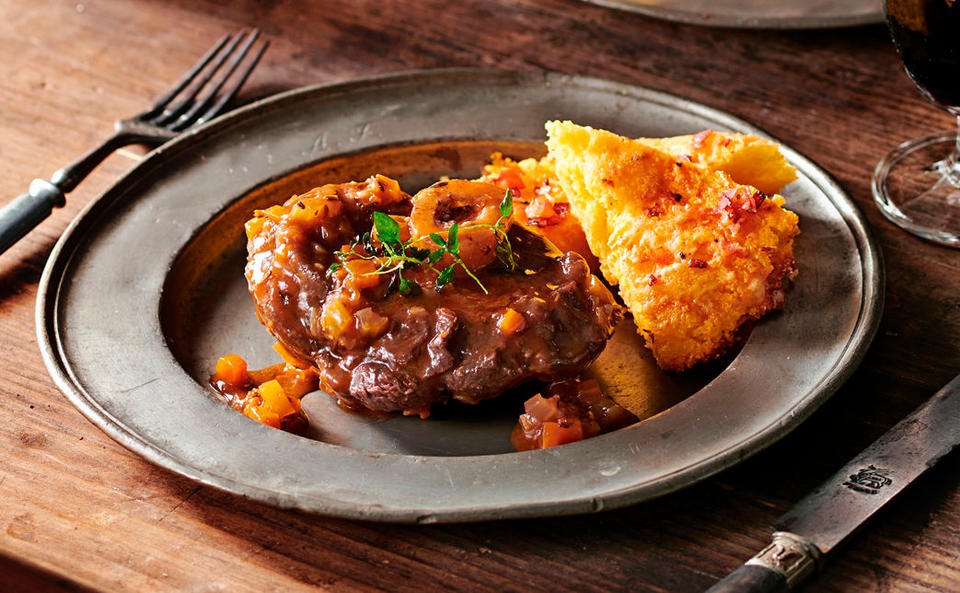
578, 0, 883, 29
36, 68, 884, 522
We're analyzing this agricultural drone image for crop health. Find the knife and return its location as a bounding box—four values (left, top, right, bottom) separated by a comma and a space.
705, 373, 960, 592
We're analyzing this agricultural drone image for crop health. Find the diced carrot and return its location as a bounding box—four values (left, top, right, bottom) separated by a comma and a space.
243, 402, 281, 428
256, 379, 300, 418
320, 298, 353, 338
498, 308, 527, 334
344, 259, 383, 290
495, 166, 526, 192
541, 420, 584, 448
214, 354, 248, 387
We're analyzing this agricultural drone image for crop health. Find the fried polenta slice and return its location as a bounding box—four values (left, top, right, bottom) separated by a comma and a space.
640, 130, 797, 196
545, 120, 799, 371
482, 131, 796, 277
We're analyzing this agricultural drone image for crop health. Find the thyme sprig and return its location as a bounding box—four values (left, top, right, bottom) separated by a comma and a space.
328, 189, 516, 295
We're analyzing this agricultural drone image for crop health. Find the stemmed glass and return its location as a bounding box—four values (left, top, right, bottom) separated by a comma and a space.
874, 0, 960, 246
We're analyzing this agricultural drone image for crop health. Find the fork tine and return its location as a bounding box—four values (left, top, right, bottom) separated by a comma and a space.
169, 29, 263, 131
153, 31, 247, 126
147, 33, 230, 116
192, 39, 269, 127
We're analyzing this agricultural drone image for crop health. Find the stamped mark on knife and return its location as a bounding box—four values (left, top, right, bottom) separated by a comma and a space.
843, 465, 893, 494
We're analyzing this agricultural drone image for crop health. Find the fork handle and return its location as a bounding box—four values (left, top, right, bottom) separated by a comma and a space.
0, 132, 142, 256
0, 179, 66, 255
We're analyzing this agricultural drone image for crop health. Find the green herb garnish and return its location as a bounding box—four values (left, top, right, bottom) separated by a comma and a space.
436, 264, 456, 288
373, 211, 400, 246
332, 189, 517, 295
499, 188, 513, 218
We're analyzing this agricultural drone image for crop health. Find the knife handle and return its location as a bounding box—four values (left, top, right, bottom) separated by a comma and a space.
704, 565, 788, 593
705, 532, 820, 593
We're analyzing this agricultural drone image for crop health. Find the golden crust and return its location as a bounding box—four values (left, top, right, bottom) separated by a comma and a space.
545, 120, 799, 371
640, 130, 798, 196
481, 130, 797, 277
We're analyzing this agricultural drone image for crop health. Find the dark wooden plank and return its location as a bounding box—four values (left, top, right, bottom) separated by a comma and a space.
0, 0, 958, 591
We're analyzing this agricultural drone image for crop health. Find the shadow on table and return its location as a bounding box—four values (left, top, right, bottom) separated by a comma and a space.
0, 551, 100, 593
0, 240, 53, 305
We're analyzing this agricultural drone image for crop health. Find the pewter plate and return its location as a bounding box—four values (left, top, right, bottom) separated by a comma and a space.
580, 0, 882, 29
38, 70, 882, 522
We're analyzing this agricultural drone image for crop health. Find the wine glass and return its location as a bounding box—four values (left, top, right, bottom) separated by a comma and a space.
874, 0, 960, 246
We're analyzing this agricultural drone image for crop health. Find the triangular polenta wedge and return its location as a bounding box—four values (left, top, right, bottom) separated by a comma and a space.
481, 130, 796, 278
545, 120, 799, 371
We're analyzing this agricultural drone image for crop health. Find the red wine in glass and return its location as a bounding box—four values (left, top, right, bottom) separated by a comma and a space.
887, 0, 960, 109
874, 0, 960, 246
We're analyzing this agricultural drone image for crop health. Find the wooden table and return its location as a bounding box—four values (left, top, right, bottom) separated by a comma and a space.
1, 1, 958, 591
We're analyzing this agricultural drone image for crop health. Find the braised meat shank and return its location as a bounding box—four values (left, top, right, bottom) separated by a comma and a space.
245, 175, 622, 415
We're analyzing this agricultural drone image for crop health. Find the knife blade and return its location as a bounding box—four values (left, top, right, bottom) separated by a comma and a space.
705, 373, 960, 593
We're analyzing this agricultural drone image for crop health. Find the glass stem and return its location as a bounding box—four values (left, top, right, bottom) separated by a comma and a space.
934, 115, 960, 186
953, 114, 960, 170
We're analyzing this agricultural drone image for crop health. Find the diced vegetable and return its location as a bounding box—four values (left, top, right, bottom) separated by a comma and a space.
344, 258, 383, 290
210, 354, 316, 435
214, 354, 248, 387
494, 166, 526, 191
255, 379, 300, 418
525, 196, 558, 221
320, 298, 353, 338
498, 307, 527, 334
523, 394, 562, 422
511, 379, 638, 451
541, 420, 584, 448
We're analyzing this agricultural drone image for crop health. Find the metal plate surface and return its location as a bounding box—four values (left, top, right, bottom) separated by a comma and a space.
580, 0, 882, 29
38, 70, 883, 522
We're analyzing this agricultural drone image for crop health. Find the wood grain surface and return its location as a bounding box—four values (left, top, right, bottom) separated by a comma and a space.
1, 1, 959, 592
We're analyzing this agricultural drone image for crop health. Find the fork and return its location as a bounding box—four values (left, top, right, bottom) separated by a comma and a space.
0, 29, 269, 256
